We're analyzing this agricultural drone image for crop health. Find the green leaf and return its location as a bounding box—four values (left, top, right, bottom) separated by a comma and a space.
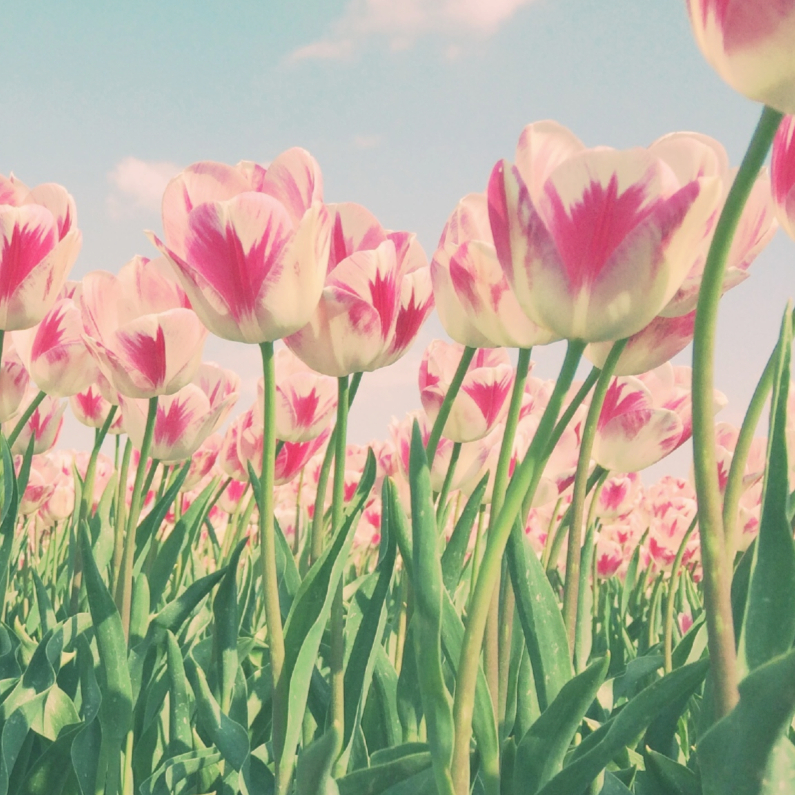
165, 630, 193, 756
213, 538, 246, 713
0, 437, 18, 618
698, 647, 795, 795
739, 306, 795, 676
440, 473, 487, 596
337, 747, 432, 795
507, 522, 573, 711
71, 636, 102, 795
31, 571, 55, 637
644, 748, 700, 795
340, 479, 396, 770
295, 726, 341, 795
129, 572, 150, 648
139, 748, 224, 795
409, 423, 455, 793
513, 654, 609, 794
277, 450, 377, 792
538, 660, 709, 795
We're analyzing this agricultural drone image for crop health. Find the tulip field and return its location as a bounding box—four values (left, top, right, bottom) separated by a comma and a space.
3, 3, 795, 795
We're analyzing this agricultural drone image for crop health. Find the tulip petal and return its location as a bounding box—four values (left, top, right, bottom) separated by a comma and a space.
259, 147, 324, 229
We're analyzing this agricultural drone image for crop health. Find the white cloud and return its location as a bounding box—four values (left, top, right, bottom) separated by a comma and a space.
353, 134, 382, 149
287, 0, 539, 62
107, 156, 180, 218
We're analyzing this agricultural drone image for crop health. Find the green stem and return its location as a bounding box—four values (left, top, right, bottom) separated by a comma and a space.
435, 442, 461, 523
451, 339, 585, 795
120, 397, 158, 642
330, 375, 350, 754
7, 390, 46, 448
722, 314, 791, 560
561, 340, 626, 654
426, 346, 477, 468
259, 342, 287, 766
663, 515, 698, 673
691, 105, 782, 719
112, 438, 133, 600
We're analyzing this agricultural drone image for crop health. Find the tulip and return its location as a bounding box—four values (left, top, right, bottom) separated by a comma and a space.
0, 338, 30, 423
182, 432, 223, 491
149, 148, 331, 343
285, 202, 434, 376
645, 476, 700, 570
4, 387, 65, 455
488, 120, 722, 342
772, 114, 795, 240
69, 374, 124, 433
419, 340, 514, 443
431, 193, 558, 348
119, 362, 239, 464
13, 297, 99, 397
254, 348, 337, 442
686, 0, 795, 113
81, 256, 207, 398
16, 455, 58, 516
0, 173, 82, 331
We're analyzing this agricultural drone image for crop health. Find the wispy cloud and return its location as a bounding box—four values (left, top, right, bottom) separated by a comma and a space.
287, 0, 540, 63
353, 134, 382, 149
106, 156, 180, 218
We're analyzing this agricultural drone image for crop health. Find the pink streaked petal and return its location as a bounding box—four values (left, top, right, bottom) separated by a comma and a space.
0, 174, 29, 206
772, 116, 795, 206
120, 254, 192, 315
461, 366, 514, 427
327, 202, 387, 273
585, 311, 696, 377
441, 193, 492, 249
24, 183, 78, 239
597, 377, 653, 433
594, 408, 684, 473
0, 227, 81, 331
693, 0, 795, 53
0, 205, 57, 304
235, 160, 269, 191
726, 168, 778, 273
514, 120, 586, 207
162, 161, 250, 259
380, 266, 434, 367
648, 131, 730, 186
258, 148, 323, 230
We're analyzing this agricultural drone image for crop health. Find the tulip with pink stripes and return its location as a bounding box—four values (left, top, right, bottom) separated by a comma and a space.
285, 202, 433, 376
686, 0, 795, 113
81, 256, 207, 399
431, 192, 558, 349
772, 115, 795, 241
13, 297, 99, 397
69, 372, 123, 433
254, 348, 337, 443
118, 362, 239, 464
0, 173, 82, 331
149, 148, 331, 343
0, 338, 30, 423
3, 387, 65, 455
419, 340, 514, 443
488, 120, 722, 343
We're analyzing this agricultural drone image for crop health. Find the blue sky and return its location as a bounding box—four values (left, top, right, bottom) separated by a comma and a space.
2, 0, 792, 479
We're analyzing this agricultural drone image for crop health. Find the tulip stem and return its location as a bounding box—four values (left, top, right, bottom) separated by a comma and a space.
259, 342, 288, 770
451, 339, 584, 795
692, 104, 782, 720
426, 346, 476, 468
562, 338, 626, 654
112, 438, 133, 599
7, 390, 46, 449
330, 374, 350, 766
120, 396, 158, 643
435, 442, 461, 523
722, 310, 794, 560
663, 515, 698, 673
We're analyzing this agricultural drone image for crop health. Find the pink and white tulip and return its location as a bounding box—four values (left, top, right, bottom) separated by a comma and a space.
119, 362, 239, 464
69, 372, 123, 433
150, 149, 331, 343
285, 203, 434, 376
772, 115, 795, 241
255, 348, 337, 443
431, 193, 558, 349
686, 0, 795, 113
0, 173, 82, 330
0, 338, 30, 423
488, 121, 722, 342
81, 256, 207, 399
4, 388, 65, 455
419, 340, 514, 443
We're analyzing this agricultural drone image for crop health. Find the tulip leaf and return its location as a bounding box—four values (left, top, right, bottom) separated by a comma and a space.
139, 748, 224, 795
295, 726, 341, 795
0, 436, 18, 619
644, 748, 701, 795
440, 473, 487, 596
739, 306, 795, 676
513, 654, 609, 794
277, 449, 376, 792
698, 647, 795, 795
165, 631, 193, 757
507, 520, 573, 711
337, 747, 432, 795
537, 660, 709, 795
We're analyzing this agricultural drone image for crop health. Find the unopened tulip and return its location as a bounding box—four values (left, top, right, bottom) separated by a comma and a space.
432, 193, 558, 348
4, 388, 65, 455
686, 0, 795, 113
488, 120, 721, 342
119, 362, 239, 463
150, 148, 331, 343
0, 338, 30, 422
255, 348, 336, 443
0, 173, 82, 330
285, 202, 434, 376
772, 115, 795, 241
69, 372, 123, 433
17, 455, 58, 515
81, 256, 207, 398
419, 340, 513, 443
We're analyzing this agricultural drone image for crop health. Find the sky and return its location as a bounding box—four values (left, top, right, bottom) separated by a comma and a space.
2, 0, 792, 482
